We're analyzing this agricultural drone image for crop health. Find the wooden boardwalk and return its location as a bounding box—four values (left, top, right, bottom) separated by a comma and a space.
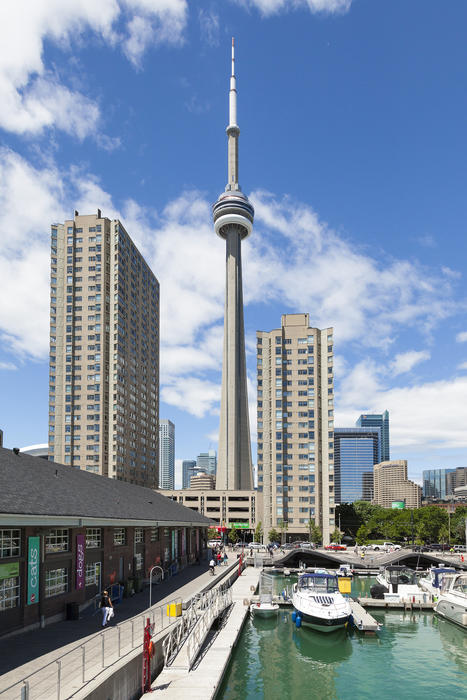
349, 599, 381, 634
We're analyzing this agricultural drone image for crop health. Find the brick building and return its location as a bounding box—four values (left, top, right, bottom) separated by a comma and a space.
0, 448, 210, 637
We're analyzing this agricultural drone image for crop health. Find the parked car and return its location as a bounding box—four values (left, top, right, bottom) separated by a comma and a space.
325, 543, 347, 551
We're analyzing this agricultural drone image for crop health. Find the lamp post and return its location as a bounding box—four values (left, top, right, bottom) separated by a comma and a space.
148, 565, 164, 609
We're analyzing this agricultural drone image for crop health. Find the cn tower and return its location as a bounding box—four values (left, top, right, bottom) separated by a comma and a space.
212, 39, 254, 490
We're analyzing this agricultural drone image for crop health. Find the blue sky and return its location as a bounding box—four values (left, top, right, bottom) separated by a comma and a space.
1, 0, 467, 487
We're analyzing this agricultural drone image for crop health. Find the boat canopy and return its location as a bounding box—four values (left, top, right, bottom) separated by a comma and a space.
431, 568, 455, 589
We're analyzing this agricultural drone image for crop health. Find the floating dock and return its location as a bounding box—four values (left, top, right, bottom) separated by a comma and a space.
358, 597, 435, 610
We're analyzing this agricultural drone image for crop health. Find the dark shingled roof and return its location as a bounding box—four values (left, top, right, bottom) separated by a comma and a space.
0, 447, 211, 526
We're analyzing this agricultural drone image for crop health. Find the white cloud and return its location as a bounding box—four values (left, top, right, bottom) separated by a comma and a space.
234, 0, 352, 17
337, 367, 467, 451
0, 361, 17, 370
457, 361, 467, 371
390, 350, 430, 376
0, 0, 187, 137
456, 331, 467, 343
199, 8, 220, 47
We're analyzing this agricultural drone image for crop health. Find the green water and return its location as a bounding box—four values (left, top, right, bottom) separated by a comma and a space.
217, 576, 467, 700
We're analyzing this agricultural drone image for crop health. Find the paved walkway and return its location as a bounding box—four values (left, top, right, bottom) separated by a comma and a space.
144, 565, 261, 699
0, 557, 237, 698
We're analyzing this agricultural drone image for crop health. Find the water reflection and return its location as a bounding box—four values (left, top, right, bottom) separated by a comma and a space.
293, 626, 352, 664
436, 617, 467, 673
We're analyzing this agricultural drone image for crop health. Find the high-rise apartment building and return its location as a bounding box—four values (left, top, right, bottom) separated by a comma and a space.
257, 313, 335, 545
182, 460, 197, 489
159, 419, 175, 489
356, 411, 390, 462
48, 212, 159, 488
196, 450, 217, 477
334, 427, 380, 504
373, 460, 421, 509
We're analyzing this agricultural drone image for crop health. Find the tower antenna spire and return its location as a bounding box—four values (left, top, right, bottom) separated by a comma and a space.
227, 37, 239, 189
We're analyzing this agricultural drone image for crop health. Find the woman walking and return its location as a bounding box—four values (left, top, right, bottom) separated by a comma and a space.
100, 590, 113, 627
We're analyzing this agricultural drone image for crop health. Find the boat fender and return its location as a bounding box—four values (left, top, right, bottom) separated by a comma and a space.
295, 616, 302, 629
291, 611, 297, 623
462, 613, 467, 627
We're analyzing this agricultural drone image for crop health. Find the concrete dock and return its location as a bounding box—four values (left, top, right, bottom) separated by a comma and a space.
358, 597, 435, 610
349, 600, 381, 633
143, 566, 261, 699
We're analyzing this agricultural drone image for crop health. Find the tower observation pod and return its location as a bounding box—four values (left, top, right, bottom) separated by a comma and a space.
212, 39, 254, 491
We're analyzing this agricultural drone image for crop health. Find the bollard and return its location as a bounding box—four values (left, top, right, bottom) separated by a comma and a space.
21, 681, 29, 700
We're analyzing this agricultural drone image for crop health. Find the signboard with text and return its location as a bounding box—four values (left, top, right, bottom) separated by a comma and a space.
391, 501, 406, 509
228, 522, 250, 529
76, 534, 85, 590
27, 537, 40, 605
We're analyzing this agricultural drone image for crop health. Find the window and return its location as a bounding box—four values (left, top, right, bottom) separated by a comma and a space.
135, 553, 143, 571
45, 568, 68, 597
113, 528, 126, 545
86, 528, 101, 548
134, 528, 144, 544
150, 527, 159, 542
0, 577, 20, 610
85, 562, 101, 587
45, 529, 69, 553
0, 529, 20, 558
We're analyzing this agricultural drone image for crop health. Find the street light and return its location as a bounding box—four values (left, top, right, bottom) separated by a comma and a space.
148, 565, 164, 609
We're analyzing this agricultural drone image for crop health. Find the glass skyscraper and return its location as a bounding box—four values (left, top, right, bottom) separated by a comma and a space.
356, 410, 390, 462
334, 427, 380, 503
182, 460, 197, 489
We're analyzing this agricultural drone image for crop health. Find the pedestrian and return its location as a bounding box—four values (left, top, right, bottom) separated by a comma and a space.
100, 589, 113, 627
209, 558, 215, 575
223, 552, 228, 566
217, 551, 222, 565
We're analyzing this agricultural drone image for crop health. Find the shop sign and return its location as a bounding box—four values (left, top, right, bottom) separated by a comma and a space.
0, 562, 19, 580
27, 536, 40, 605
228, 522, 250, 529
76, 534, 85, 590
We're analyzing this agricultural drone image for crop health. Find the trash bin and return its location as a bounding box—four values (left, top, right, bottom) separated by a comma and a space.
66, 602, 80, 620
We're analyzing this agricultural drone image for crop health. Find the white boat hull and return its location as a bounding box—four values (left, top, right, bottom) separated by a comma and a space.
435, 599, 467, 630
250, 603, 279, 617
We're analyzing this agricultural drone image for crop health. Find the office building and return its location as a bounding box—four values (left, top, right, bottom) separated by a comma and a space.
334, 427, 380, 503
48, 212, 159, 488
257, 313, 335, 545
189, 472, 216, 490
447, 467, 467, 494
373, 460, 421, 509
159, 419, 175, 490
356, 411, 390, 462
196, 450, 217, 477
182, 460, 197, 489
212, 40, 254, 491
423, 468, 456, 500
163, 488, 259, 533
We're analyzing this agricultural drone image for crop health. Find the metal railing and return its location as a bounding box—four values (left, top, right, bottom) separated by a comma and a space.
162, 586, 233, 670
0, 596, 183, 700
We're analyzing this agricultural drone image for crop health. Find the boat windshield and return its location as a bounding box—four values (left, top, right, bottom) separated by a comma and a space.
385, 567, 416, 585
298, 574, 338, 593
451, 575, 467, 594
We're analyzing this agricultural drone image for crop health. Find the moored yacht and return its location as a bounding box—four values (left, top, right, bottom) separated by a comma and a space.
292, 571, 351, 632
370, 565, 425, 603
418, 567, 456, 599
434, 572, 467, 630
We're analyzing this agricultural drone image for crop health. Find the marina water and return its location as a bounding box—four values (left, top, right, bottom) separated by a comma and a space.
217, 576, 467, 700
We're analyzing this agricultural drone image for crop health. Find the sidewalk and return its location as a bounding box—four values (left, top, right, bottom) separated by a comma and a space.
0, 557, 236, 695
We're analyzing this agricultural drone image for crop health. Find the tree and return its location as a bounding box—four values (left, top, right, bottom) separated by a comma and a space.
228, 527, 237, 544
268, 528, 280, 543
308, 520, 322, 545
356, 524, 370, 545
438, 524, 449, 545
331, 527, 342, 543
278, 518, 288, 544
254, 521, 263, 543
207, 527, 218, 540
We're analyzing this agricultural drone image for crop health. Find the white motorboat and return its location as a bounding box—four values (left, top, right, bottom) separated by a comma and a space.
250, 593, 279, 617
336, 564, 353, 578
435, 572, 467, 630
371, 565, 425, 603
418, 567, 456, 599
292, 571, 351, 633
